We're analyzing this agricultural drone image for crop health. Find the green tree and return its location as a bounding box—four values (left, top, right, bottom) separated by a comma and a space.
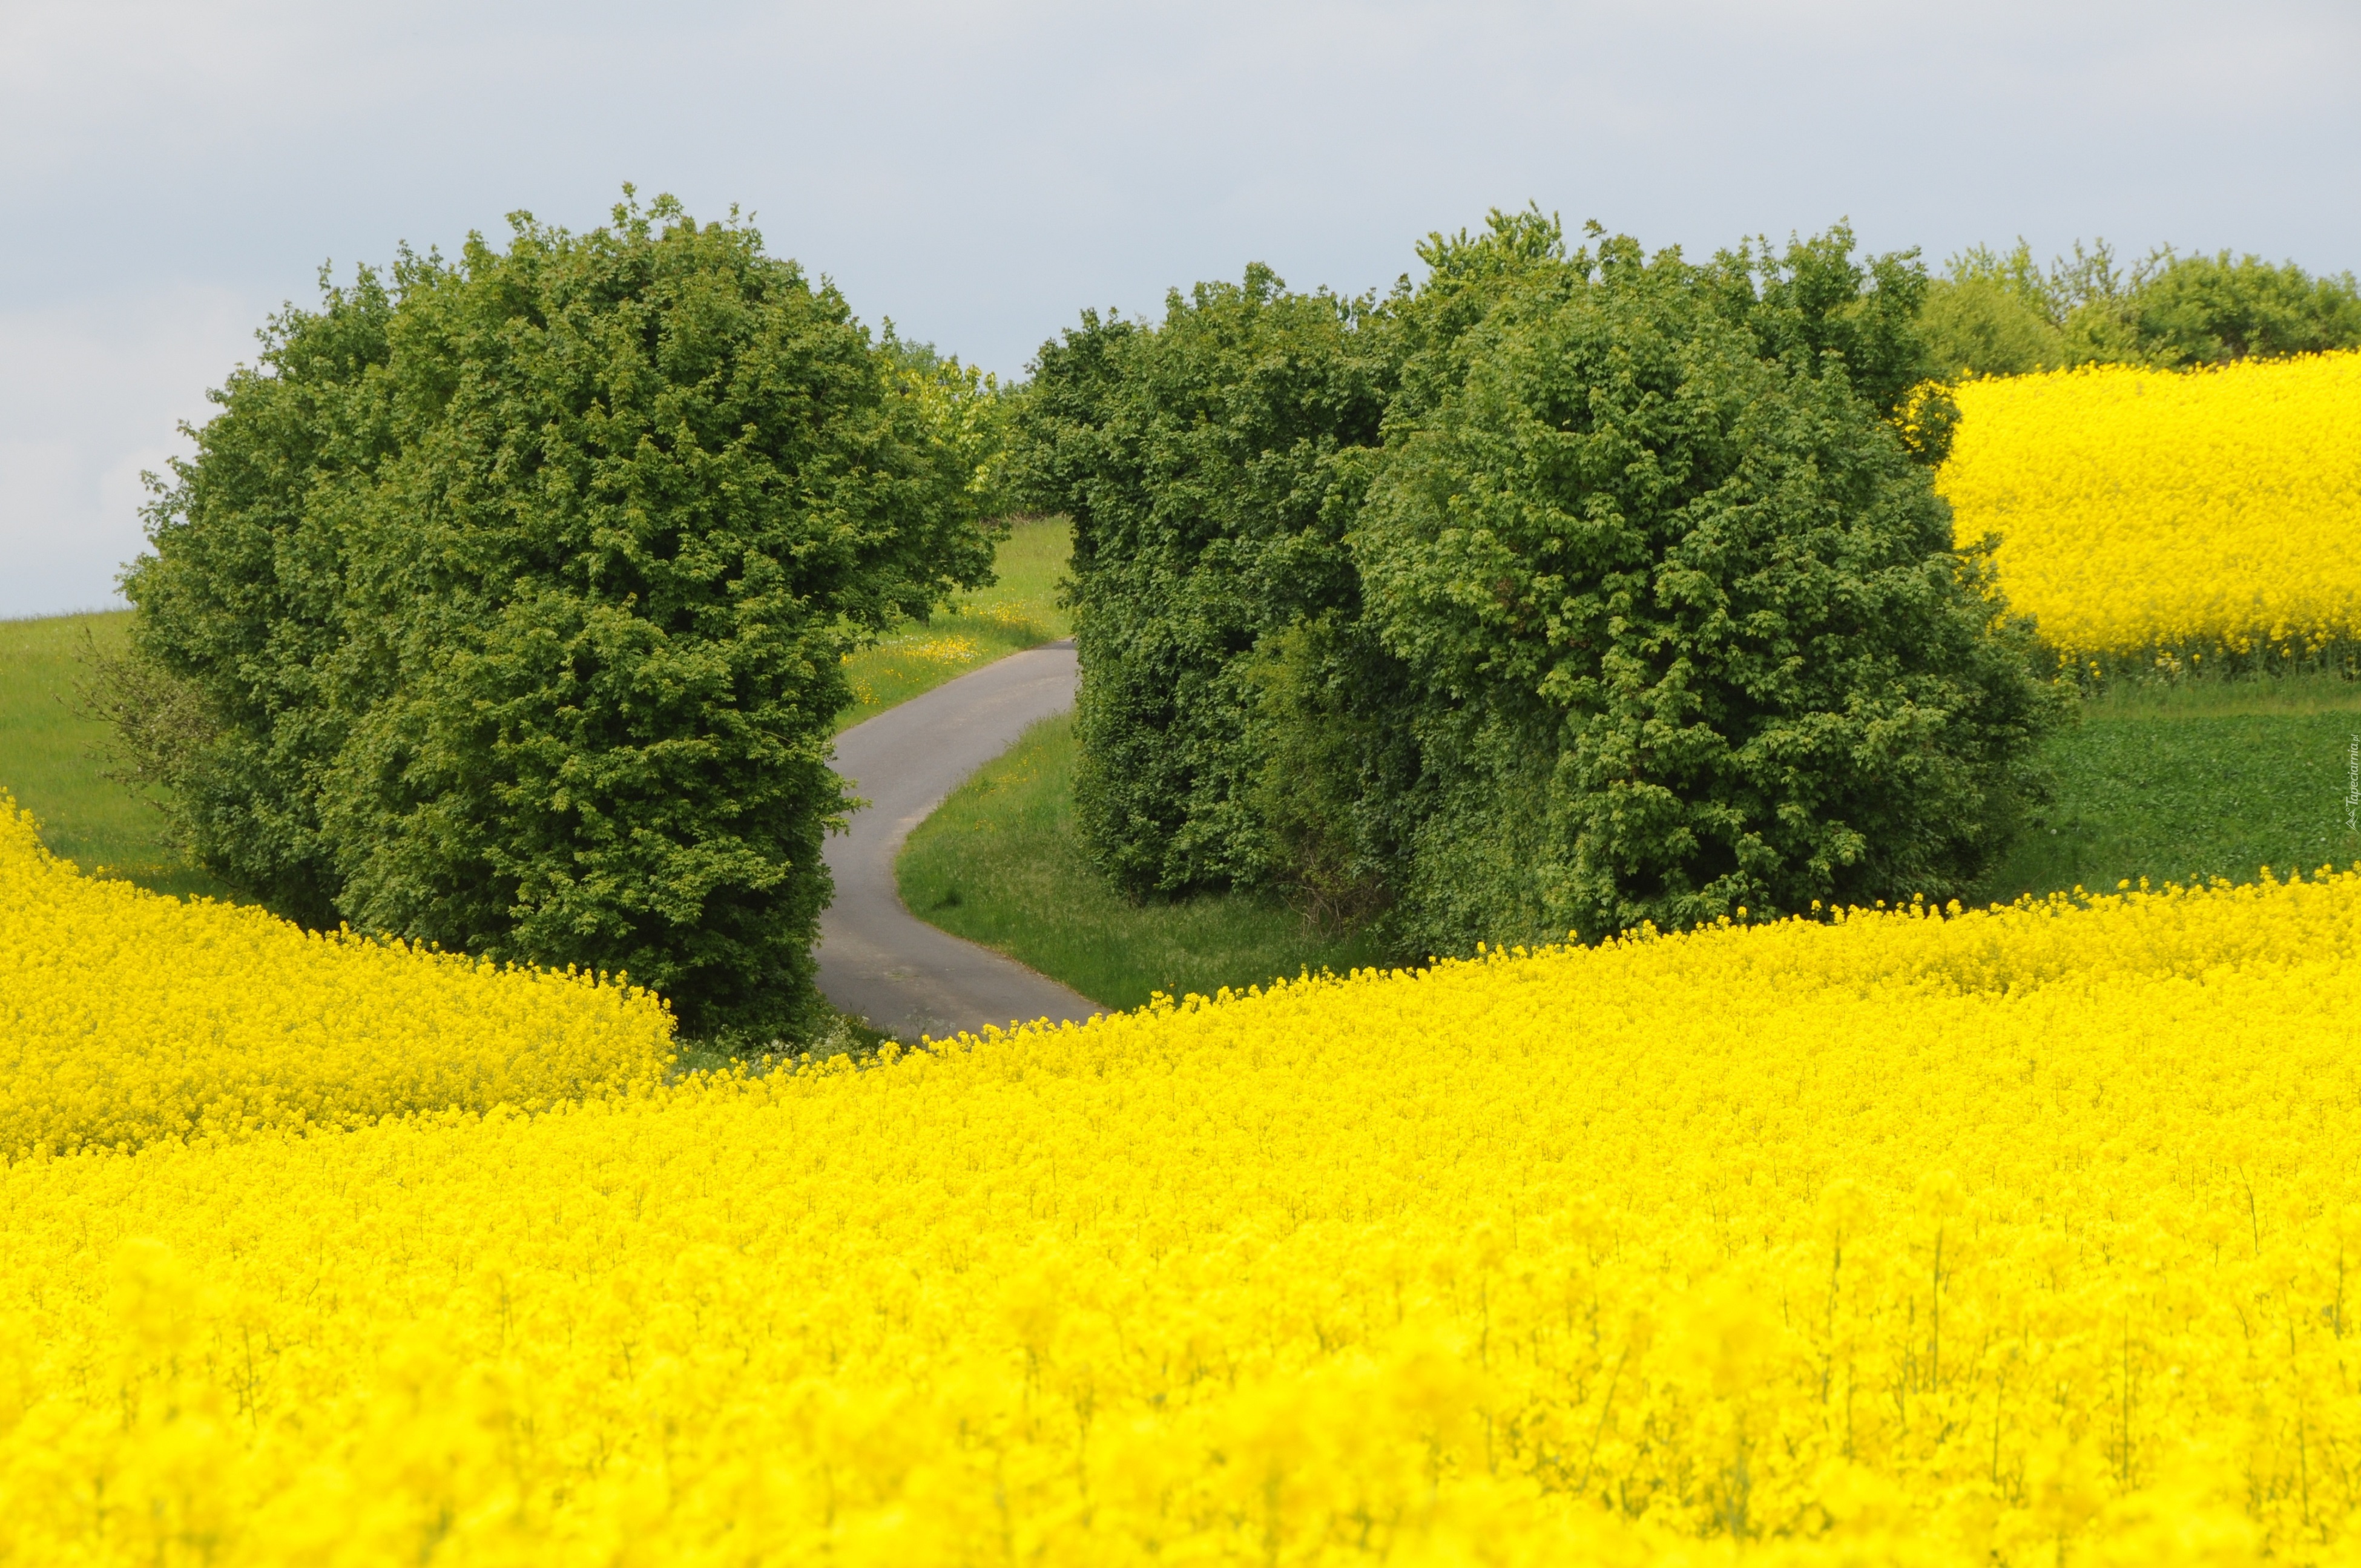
1917, 239, 2361, 377
1013, 266, 1396, 896
1015, 216, 2057, 955
113, 270, 400, 927
122, 193, 999, 1040
2131, 250, 2361, 364
1918, 278, 2063, 379
1355, 234, 2057, 948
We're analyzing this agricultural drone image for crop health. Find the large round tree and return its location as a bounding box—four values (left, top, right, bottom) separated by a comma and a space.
121, 193, 999, 1041
1354, 232, 2060, 948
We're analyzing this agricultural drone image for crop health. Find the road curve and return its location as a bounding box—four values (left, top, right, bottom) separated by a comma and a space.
815, 640, 1101, 1041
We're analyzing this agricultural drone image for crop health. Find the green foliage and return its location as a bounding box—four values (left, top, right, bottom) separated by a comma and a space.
2133, 251, 2361, 365
1920, 239, 2361, 378
1705, 223, 1951, 447
1357, 234, 2057, 947
1917, 278, 2062, 380
1012, 265, 1394, 895
1242, 619, 1401, 931
120, 192, 1000, 1040
882, 329, 1024, 522
1017, 214, 2058, 957
117, 267, 398, 927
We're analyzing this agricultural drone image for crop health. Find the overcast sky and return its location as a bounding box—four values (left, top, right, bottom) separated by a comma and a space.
2, 0, 2356, 618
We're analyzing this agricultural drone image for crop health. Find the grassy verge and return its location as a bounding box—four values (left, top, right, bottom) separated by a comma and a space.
1980, 671, 2361, 900
0, 611, 231, 900
834, 516, 1071, 731
897, 713, 1388, 1010
904, 673, 2361, 1010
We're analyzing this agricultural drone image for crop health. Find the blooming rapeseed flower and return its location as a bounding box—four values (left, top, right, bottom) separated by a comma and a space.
4, 796, 2358, 1562
1940, 351, 2361, 672
0, 796, 671, 1156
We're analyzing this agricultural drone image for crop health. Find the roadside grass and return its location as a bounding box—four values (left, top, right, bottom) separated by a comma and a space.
898, 713, 1389, 1012
0, 611, 231, 901
834, 516, 1071, 731
904, 673, 2361, 1009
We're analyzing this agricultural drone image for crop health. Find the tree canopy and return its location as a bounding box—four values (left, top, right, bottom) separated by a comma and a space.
119, 193, 1002, 1040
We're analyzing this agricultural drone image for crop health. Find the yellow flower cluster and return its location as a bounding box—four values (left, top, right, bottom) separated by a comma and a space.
0, 797, 671, 1156
1939, 351, 2361, 672
8, 825, 2361, 1563
897, 632, 984, 665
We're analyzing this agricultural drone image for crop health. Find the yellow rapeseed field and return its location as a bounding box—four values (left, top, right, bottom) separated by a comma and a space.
1940, 350, 2361, 673
0, 797, 671, 1156
5, 794, 2360, 1563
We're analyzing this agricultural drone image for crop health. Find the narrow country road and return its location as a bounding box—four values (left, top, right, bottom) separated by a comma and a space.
815, 640, 1100, 1041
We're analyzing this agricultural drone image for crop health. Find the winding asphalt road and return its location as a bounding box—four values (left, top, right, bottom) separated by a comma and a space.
815, 640, 1101, 1041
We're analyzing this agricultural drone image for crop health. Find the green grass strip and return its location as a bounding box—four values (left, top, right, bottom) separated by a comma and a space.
898, 713, 1389, 1010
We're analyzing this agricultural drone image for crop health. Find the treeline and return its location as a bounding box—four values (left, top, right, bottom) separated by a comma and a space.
104, 194, 1007, 1043
1922, 239, 2361, 379
111, 194, 2356, 1032
1010, 214, 2064, 959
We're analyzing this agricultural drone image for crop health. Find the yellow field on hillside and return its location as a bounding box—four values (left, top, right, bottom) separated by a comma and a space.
5, 786, 2360, 1561
0, 798, 671, 1156
1940, 351, 2361, 672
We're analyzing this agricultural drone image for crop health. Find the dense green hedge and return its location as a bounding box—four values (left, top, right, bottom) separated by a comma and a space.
118, 195, 999, 1039
1014, 266, 1395, 896
1017, 214, 2063, 956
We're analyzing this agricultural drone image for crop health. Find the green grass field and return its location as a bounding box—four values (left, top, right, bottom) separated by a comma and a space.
0, 611, 231, 900
904, 673, 2361, 1010
897, 713, 1391, 1010
1979, 673, 2361, 899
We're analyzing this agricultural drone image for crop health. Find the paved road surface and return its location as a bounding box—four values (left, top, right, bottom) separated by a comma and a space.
816, 640, 1100, 1041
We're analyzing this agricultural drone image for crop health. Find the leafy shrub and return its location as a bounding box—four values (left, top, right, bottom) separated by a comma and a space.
1357, 231, 2056, 948
2133, 250, 2361, 364
1915, 277, 2060, 380
1019, 214, 2059, 954
1920, 239, 2361, 378
120, 193, 999, 1040
1013, 266, 1395, 896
